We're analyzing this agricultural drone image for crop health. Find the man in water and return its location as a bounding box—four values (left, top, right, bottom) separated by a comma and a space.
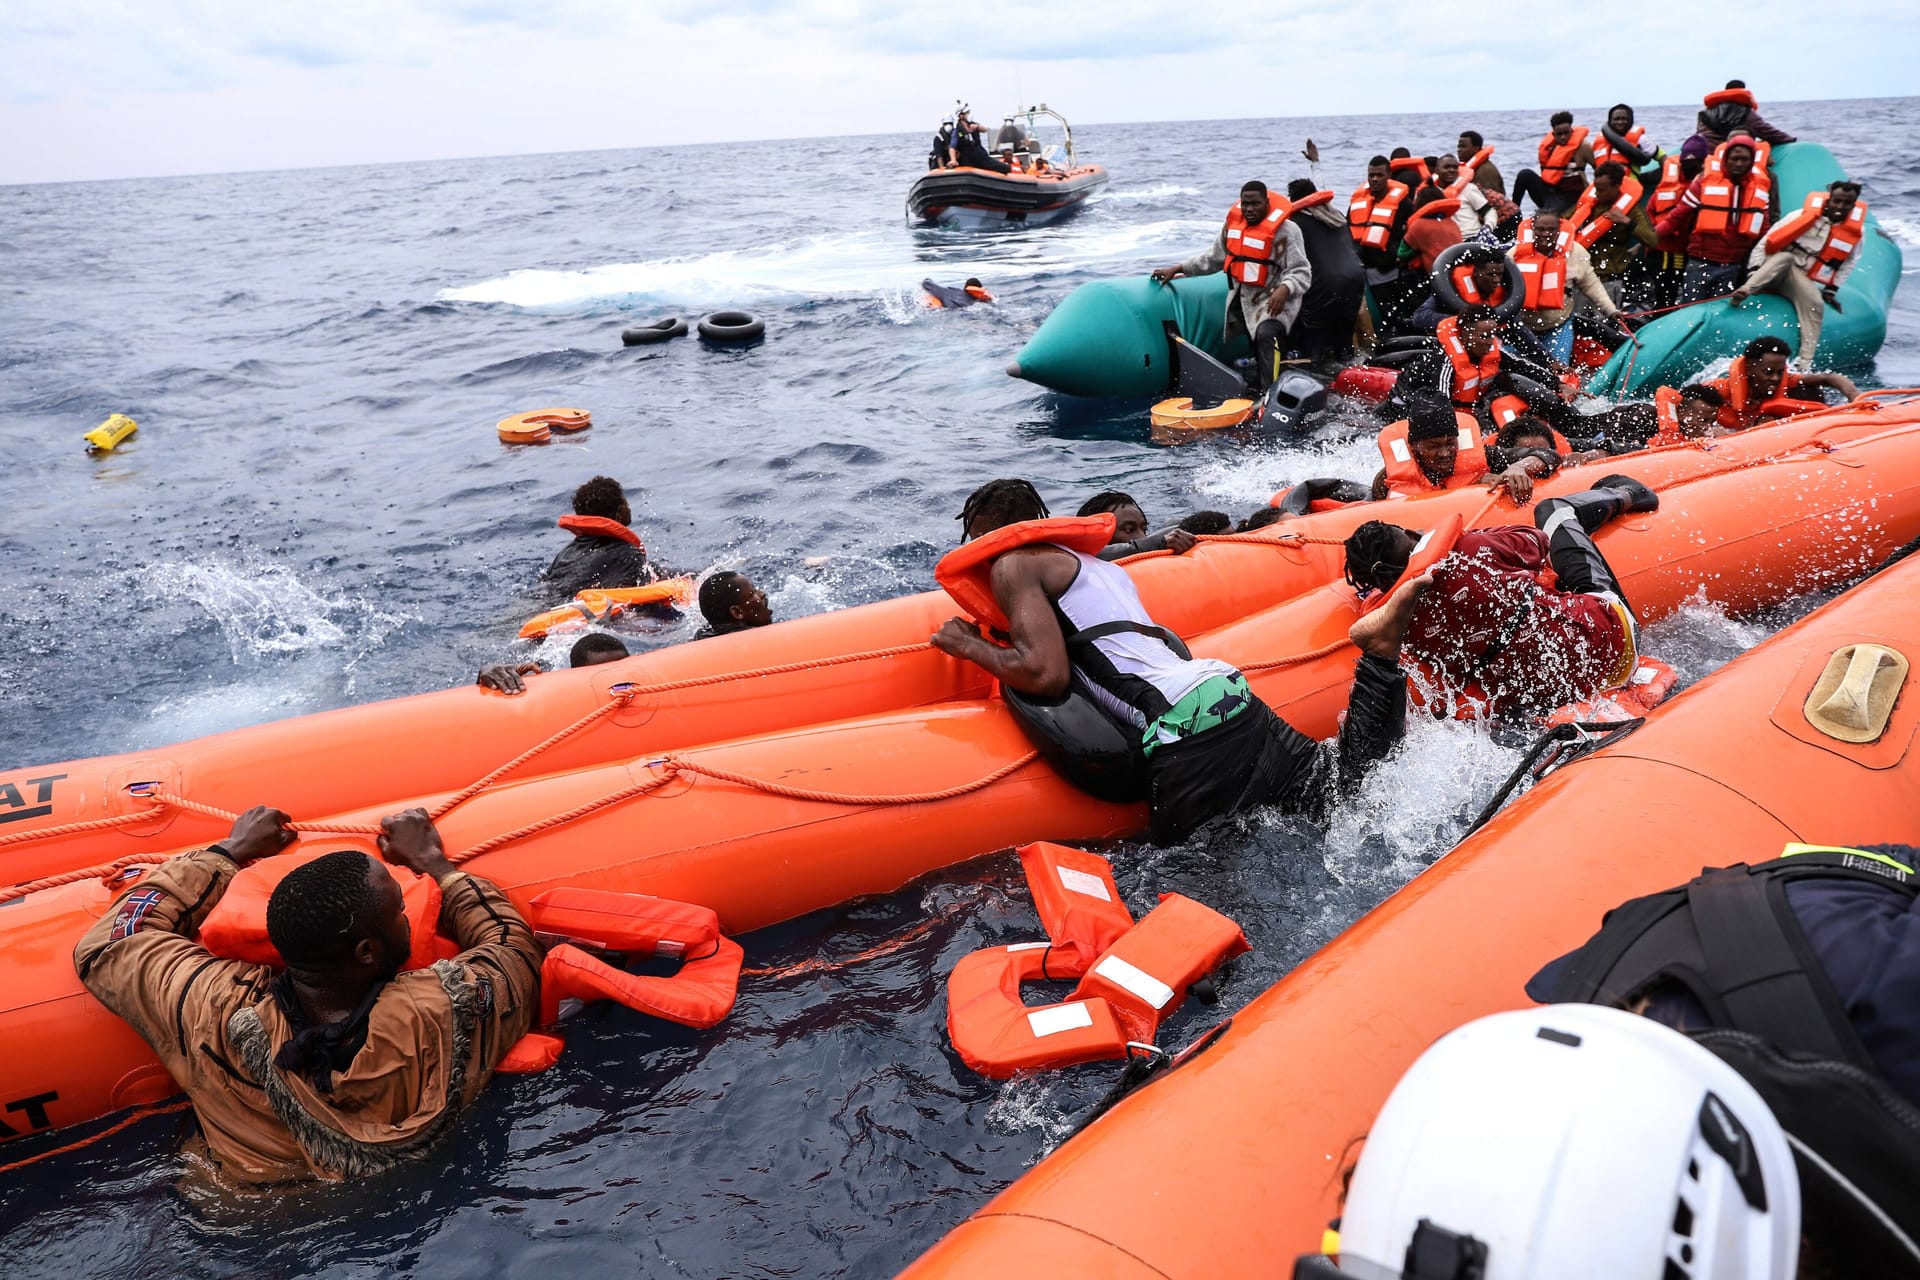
1151, 180, 1313, 391
1342, 472, 1658, 718
695, 571, 774, 640
75, 805, 540, 1183
1076, 490, 1199, 559
477, 632, 629, 695
930, 479, 1425, 845
544, 476, 652, 599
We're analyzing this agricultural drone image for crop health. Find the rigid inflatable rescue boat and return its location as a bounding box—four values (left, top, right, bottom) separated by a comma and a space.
6, 402, 1920, 1149
909, 106, 1107, 229
900, 520, 1920, 1280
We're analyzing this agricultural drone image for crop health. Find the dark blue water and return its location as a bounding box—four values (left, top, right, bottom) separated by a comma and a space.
1, 99, 1914, 1278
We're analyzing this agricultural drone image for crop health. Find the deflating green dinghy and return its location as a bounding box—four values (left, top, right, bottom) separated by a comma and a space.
1585, 142, 1902, 398
1005, 274, 1243, 397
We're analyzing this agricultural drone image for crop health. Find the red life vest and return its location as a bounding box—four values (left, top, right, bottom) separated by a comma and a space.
1706, 357, 1813, 430
1649, 154, 1688, 219
944, 844, 1248, 1078
1448, 146, 1495, 196
1348, 180, 1411, 250
1591, 124, 1647, 171
1449, 263, 1509, 309
1537, 126, 1590, 185
1377, 413, 1490, 496
557, 513, 644, 552
1487, 395, 1535, 430
1510, 220, 1571, 311
1224, 194, 1294, 288
1569, 175, 1645, 249
1404, 198, 1464, 270
934, 514, 1115, 631
1435, 315, 1501, 408
1763, 192, 1869, 286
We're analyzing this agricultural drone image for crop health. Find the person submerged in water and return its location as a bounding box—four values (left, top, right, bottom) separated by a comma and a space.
1342, 472, 1659, 718
1076, 490, 1199, 559
694, 571, 774, 640
543, 476, 653, 599
930, 479, 1427, 845
477, 632, 629, 695
74, 805, 540, 1184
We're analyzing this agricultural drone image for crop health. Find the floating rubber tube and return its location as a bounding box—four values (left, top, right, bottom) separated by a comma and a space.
622, 318, 688, 346
697, 311, 764, 343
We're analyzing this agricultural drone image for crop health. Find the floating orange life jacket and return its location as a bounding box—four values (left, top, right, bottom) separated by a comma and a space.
1436, 315, 1501, 408
1449, 263, 1509, 309
934, 514, 1115, 631
517, 577, 696, 640
1537, 126, 1589, 185
1510, 220, 1571, 311
1348, 180, 1411, 250
1763, 192, 1869, 286
1569, 175, 1645, 249
1448, 146, 1495, 196
944, 843, 1249, 1078
1590, 124, 1648, 171
1694, 165, 1773, 239
1705, 357, 1816, 430
1377, 413, 1489, 496
1224, 194, 1294, 288
1649, 154, 1688, 219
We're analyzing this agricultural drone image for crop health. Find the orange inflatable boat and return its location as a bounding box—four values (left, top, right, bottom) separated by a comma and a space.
8, 400, 1919, 894
901, 538, 1920, 1280
6, 399, 1920, 1150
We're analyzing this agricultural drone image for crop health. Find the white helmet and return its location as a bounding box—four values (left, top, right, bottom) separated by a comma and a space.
1330, 1005, 1800, 1280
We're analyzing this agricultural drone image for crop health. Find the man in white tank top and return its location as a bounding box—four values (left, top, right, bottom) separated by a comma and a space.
932, 479, 1429, 844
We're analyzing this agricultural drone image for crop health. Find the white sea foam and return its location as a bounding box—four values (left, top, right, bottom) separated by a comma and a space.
144, 560, 411, 667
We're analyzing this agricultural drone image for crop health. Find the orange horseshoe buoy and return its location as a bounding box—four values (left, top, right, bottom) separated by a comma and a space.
497, 407, 592, 444
1149, 396, 1256, 435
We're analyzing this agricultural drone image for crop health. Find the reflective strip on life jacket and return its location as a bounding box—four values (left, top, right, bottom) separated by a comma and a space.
1224, 195, 1293, 288
1570, 175, 1645, 249
1377, 414, 1489, 496
1650, 385, 1692, 447
1537, 126, 1589, 185
1068, 893, 1249, 1044
1348, 181, 1410, 250
1511, 220, 1570, 311
1695, 167, 1773, 239
934, 514, 1116, 631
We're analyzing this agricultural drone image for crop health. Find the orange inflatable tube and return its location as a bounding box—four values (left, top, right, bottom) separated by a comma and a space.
901, 540, 1920, 1280
6, 402, 1920, 1149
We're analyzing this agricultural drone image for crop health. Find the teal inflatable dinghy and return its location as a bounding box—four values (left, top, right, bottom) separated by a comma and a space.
1006, 274, 1242, 397
1586, 142, 1901, 397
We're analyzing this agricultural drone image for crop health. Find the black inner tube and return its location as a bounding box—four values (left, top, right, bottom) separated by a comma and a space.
1430, 242, 1525, 318
1601, 122, 1654, 171
622, 317, 688, 346
699, 311, 766, 342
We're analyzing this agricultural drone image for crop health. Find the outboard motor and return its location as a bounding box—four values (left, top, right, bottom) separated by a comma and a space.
1259, 370, 1328, 433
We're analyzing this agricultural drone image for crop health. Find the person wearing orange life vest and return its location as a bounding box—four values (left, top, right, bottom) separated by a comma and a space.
1706, 335, 1860, 431
1347, 156, 1420, 329
1512, 111, 1593, 215
1433, 153, 1500, 239
929, 479, 1423, 846
1569, 162, 1659, 308
1508, 211, 1628, 364
1367, 390, 1548, 503
1343, 469, 1657, 718
543, 475, 654, 599
1456, 130, 1504, 195
1590, 104, 1656, 177
1731, 180, 1868, 368
74, 806, 541, 1183
1645, 384, 1731, 447
1657, 134, 1777, 304
1693, 79, 1797, 148
1152, 180, 1313, 390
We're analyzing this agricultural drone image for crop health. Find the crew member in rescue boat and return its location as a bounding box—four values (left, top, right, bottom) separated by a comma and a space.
74, 806, 541, 1183
1152, 180, 1313, 392
1732, 180, 1869, 369
930, 479, 1425, 846
1342, 471, 1659, 718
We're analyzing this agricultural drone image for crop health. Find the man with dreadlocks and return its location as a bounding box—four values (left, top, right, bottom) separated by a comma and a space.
932, 479, 1427, 845
1342, 472, 1658, 719
75, 805, 540, 1183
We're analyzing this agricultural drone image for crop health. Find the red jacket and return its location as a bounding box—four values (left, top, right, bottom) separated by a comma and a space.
1403, 527, 1630, 717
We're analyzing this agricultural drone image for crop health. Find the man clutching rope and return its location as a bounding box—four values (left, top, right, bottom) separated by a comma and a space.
931, 479, 1428, 845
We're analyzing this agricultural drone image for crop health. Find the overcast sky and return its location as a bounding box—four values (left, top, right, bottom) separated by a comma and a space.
3, 0, 1915, 185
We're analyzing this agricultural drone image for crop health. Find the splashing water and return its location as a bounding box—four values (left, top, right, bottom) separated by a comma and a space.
143, 561, 411, 666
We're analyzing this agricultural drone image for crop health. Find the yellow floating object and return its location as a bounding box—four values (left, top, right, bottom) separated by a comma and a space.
518, 577, 697, 639
1148, 397, 1254, 432
83, 414, 138, 455
497, 407, 592, 444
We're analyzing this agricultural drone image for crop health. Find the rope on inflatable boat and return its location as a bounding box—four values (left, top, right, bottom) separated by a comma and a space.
0, 1099, 193, 1175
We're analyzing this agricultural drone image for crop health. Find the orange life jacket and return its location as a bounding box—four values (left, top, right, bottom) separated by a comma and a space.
1705, 136, 1772, 179
1361, 514, 1463, 613
1436, 315, 1501, 408
1377, 413, 1490, 496
1389, 156, 1430, 186
1590, 124, 1648, 171
945, 843, 1248, 1078
517, 577, 696, 640
1694, 166, 1773, 239
1348, 180, 1411, 251
934, 514, 1115, 631
1763, 192, 1868, 286
1537, 126, 1589, 185
1706, 357, 1813, 430
1510, 220, 1571, 311
558, 513, 643, 550
1649, 385, 1696, 447
1487, 395, 1535, 430
1290, 189, 1336, 212
1705, 88, 1757, 111
1448, 146, 1494, 196
199, 849, 455, 973
964, 283, 994, 301
1569, 175, 1645, 249
1448, 263, 1509, 309
1649, 154, 1688, 219
1224, 194, 1294, 288
1404, 198, 1464, 271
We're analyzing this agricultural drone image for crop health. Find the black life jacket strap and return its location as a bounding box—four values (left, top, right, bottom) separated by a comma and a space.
1686, 865, 1872, 1068
1065, 619, 1194, 660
